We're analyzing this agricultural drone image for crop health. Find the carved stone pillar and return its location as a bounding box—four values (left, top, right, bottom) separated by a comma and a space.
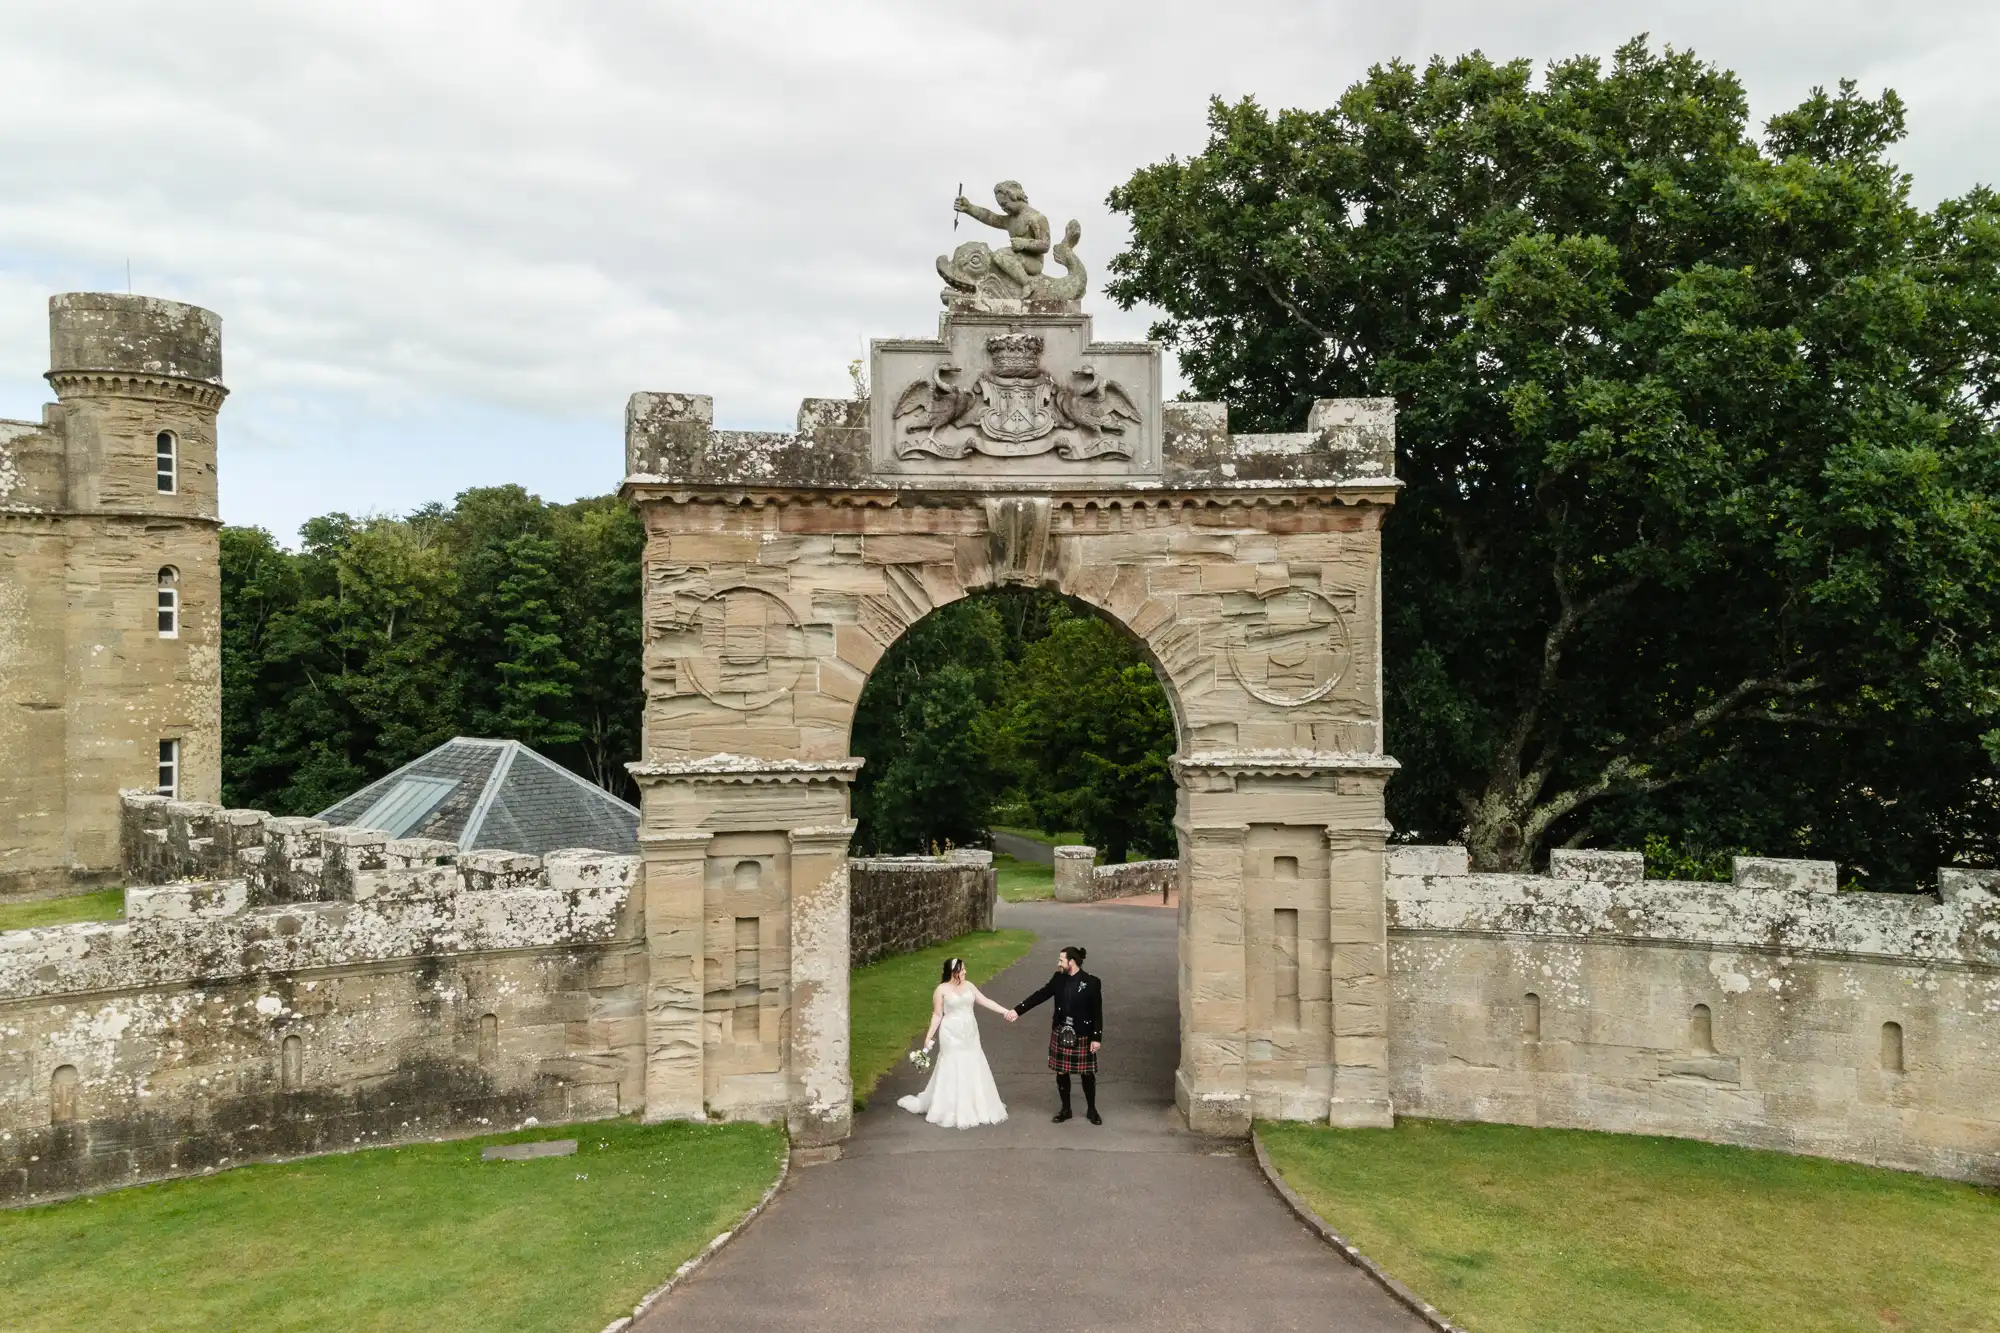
787, 821, 858, 1147
1327, 822, 1394, 1128
1177, 819, 1251, 1137
640, 829, 712, 1122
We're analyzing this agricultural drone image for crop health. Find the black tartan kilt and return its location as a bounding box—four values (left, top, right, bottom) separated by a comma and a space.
1047, 1029, 1098, 1074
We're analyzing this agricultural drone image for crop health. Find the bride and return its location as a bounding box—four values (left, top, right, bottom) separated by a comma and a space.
897, 956, 1015, 1128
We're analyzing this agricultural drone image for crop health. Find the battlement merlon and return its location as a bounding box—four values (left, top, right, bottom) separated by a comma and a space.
620, 391, 1399, 496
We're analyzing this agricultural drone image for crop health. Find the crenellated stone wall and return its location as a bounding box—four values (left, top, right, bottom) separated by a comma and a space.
0, 795, 645, 1206
1385, 845, 2000, 1183
849, 851, 996, 967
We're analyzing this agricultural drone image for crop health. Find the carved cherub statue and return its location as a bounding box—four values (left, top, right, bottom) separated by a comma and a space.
953, 181, 1051, 287
939, 180, 1087, 309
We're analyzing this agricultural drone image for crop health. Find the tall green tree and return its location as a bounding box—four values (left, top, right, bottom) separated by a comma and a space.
1108, 38, 2000, 881
219, 488, 647, 815
849, 599, 1009, 853
987, 603, 1177, 863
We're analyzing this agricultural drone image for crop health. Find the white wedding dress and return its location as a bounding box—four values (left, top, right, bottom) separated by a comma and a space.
897, 984, 1008, 1128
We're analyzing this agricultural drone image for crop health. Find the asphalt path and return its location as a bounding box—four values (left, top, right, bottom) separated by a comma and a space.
635, 897, 1426, 1333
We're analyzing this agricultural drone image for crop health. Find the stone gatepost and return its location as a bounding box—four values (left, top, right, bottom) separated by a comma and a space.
1052, 845, 1097, 902
621, 180, 1400, 1141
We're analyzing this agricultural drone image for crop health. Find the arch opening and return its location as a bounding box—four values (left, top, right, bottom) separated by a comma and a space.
847, 586, 1181, 865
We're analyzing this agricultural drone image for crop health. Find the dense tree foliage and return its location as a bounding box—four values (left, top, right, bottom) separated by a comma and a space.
1107, 38, 2000, 883
849, 591, 1177, 861
220, 486, 644, 814
223, 499, 1181, 856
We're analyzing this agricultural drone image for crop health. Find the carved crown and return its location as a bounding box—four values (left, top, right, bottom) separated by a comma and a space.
985, 333, 1045, 377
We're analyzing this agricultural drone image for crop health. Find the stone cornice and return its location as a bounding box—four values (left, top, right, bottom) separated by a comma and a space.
627, 754, 865, 785
788, 822, 859, 853
0, 507, 221, 527
1173, 750, 1402, 779
46, 370, 229, 409
619, 480, 1400, 510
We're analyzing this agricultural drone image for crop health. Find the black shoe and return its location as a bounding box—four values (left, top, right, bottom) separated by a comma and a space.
1086, 1110, 1102, 1125
1052, 1109, 1072, 1123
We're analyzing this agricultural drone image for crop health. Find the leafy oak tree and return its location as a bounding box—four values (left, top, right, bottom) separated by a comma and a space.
1107, 39, 2000, 882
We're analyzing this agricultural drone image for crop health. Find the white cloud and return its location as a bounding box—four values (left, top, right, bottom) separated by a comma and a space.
0, 0, 1993, 539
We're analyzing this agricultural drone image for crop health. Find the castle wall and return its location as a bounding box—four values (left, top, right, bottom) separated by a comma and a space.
1051, 847, 1177, 903
0, 294, 225, 899
1386, 847, 2000, 1183
0, 797, 644, 1206
849, 851, 996, 966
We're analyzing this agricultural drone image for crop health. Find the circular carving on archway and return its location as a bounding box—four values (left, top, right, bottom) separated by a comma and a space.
680, 584, 808, 712
1226, 586, 1352, 707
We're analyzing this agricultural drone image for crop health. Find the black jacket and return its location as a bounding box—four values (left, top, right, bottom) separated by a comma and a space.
1015, 969, 1104, 1044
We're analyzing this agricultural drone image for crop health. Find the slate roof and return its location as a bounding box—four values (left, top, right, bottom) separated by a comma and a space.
316, 738, 639, 856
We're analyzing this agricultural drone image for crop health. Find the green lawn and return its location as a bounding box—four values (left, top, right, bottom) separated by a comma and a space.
995, 853, 1054, 901
0, 1117, 784, 1333
0, 887, 124, 933
1259, 1119, 2000, 1333
848, 927, 1036, 1106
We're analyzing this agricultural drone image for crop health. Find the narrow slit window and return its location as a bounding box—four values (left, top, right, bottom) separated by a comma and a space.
734, 917, 761, 1044
1881, 1021, 1904, 1074
1273, 908, 1300, 1029
51, 1065, 79, 1125
157, 738, 180, 797
477, 1014, 499, 1068
155, 430, 177, 493
1688, 1003, 1715, 1056
1523, 992, 1542, 1043
281, 1034, 303, 1090
157, 567, 179, 637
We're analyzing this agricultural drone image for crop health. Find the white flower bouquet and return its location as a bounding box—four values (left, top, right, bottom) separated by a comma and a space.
908, 1045, 934, 1073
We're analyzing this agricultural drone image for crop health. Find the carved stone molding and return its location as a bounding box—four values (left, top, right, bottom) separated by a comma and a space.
1226, 587, 1354, 708
984, 496, 1051, 585
654, 583, 810, 713
46, 371, 229, 409
628, 756, 865, 786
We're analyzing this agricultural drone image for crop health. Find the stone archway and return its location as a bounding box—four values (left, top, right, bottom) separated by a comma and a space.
622, 263, 1398, 1147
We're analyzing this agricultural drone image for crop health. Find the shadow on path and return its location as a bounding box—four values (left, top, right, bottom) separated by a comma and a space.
636, 899, 1425, 1332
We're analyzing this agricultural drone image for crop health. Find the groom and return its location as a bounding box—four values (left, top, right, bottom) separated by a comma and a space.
1014, 945, 1103, 1124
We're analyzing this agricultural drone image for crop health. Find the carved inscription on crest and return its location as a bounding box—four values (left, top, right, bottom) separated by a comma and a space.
1228, 587, 1353, 708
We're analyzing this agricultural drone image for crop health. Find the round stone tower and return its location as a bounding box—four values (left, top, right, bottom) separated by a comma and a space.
0, 294, 228, 895
46, 293, 227, 518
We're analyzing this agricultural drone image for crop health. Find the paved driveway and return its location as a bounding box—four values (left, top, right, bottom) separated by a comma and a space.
636, 898, 1426, 1332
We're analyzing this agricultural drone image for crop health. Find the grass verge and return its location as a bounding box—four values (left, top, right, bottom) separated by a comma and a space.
849, 927, 1036, 1106
0, 1116, 784, 1333
995, 853, 1054, 901
1258, 1119, 2000, 1333
0, 887, 124, 933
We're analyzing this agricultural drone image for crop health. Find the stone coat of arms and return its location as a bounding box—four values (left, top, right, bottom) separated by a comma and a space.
893, 332, 1140, 461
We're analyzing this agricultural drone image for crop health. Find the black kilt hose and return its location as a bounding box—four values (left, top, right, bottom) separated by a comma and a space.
1048, 1029, 1098, 1074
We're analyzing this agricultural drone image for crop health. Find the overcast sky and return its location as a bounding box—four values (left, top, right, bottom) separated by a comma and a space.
2, 1, 1994, 541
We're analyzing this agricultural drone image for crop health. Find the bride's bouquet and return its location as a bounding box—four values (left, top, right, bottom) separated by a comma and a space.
907, 1044, 934, 1073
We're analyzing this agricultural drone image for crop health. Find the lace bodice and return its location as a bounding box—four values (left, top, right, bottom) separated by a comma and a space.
941, 984, 977, 1014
